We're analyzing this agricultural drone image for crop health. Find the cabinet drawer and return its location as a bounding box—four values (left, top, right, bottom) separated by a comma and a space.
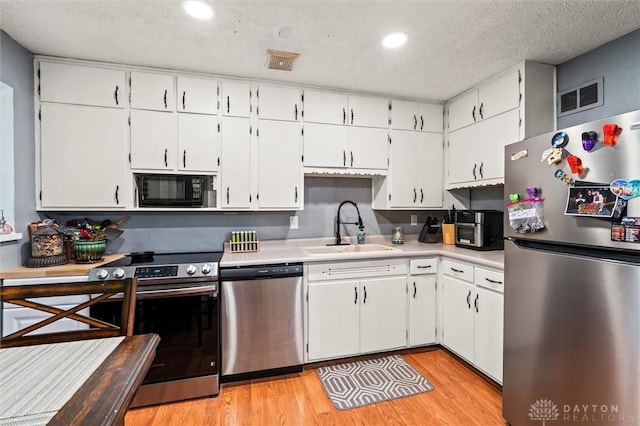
441, 259, 474, 282
409, 258, 438, 275
475, 268, 504, 293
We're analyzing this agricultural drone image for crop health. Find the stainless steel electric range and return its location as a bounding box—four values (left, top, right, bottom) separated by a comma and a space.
89, 251, 223, 407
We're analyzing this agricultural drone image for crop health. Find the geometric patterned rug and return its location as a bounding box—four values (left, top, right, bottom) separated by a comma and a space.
317, 354, 434, 410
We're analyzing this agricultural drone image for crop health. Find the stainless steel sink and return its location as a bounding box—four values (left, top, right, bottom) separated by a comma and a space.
300, 243, 399, 255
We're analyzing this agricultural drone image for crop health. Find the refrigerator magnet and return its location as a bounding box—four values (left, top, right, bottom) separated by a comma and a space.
546, 148, 564, 165
551, 131, 569, 148
554, 169, 574, 185
603, 123, 622, 146
565, 185, 626, 218
511, 149, 528, 160
581, 131, 598, 151
540, 147, 554, 162
610, 179, 640, 200
566, 155, 584, 176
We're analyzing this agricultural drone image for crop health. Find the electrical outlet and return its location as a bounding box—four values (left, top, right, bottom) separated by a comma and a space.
290, 216, 299, 230
410, 214, 418, 226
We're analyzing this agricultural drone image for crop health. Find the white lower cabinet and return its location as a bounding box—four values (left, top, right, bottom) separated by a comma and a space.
2, 294, 89, 337
408, 258, 438, 346
441, 259, 504, 383
306, 259, 407, 361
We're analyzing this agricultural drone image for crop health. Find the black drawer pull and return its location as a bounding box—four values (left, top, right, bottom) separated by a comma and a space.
450, 267, 464, 273
417, 265, 432, 269
485, 278, 503, 285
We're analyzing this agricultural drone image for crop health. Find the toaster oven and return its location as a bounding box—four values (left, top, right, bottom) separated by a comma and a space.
454, 210, 504, 250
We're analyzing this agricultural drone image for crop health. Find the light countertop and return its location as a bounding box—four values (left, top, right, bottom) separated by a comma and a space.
220, 235, 504, 270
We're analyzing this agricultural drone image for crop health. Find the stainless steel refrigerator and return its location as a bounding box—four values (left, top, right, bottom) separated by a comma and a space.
503, 110, 640, 425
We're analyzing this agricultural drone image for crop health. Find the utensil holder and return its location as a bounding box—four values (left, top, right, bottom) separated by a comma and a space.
442, 224, 455, 245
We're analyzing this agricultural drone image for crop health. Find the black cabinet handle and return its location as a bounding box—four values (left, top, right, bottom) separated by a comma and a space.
420, 116, 424, 131
363, 286, 367, 304
114, 86, 119, 105
479, 102, 484, 119
343, 150, 346, 166
472, 105, 476, 122
351, 109, 354, 125
472, 163, 477, 180
183, 150, 186, 168
354, 286, 358, 304
164, 148, 168, 167
413, 282, 417, 299
115, 185, 119, 205
294, 104, 298, 120
182, 91, 186, 110
466, 290, 471, 309
350, 151, 354, 167
485, 278, 503, 285
474, 294, 479, 312
451, 267, 464, 273
226, 187, 230, 204
343, 108, 346, 124
420, 188, 424, 203
413, 115, 417, 130
164, 89, 168, 108
417, 265, 432, 269
413, 188, 417, 203
294, 186, 298, 203
479, 162, 483, 179
227, 96, 230, 113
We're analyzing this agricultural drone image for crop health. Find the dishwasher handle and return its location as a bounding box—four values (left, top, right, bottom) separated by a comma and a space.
220, 264, 303, 280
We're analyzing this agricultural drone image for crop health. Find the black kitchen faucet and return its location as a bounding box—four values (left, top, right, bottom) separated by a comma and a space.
329, 200, 363, 246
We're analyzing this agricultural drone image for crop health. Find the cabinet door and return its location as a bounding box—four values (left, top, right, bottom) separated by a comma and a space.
257, 120, 301, 208
257, 85, 301, 121
478, 69, 520, 121
302, 123, 348, 168
303, 90, 347, 125
348, 127, 388, 170
177, 114, 218, 172
360, 277, 407, 353
477, 108, 520, 182
391, 99, 418, 130
415, 132, 443, 207
221, 81, 251, 117
177, 76, 218, 114
130, 71, 175, 111
3, 303, 90, 337
447, 125, 479, 185
418, 103, 443, 133
39, 62, 125, 108
348, 95, 389, 128
441, 275, 474, 363
447, 90, 478, 132
474, 287, 504, 383
389, 130, 420, 207
220, 117, 252, 208
308, 280, 360, 360
409, 274, 437, 346
40, 104, 127, 208
130, 110, 177, 170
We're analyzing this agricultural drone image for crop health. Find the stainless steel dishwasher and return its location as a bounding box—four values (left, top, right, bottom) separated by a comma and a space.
220, 263, 304, 382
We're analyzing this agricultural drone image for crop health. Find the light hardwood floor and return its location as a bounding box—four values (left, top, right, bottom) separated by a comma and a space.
125, 348, 506, 426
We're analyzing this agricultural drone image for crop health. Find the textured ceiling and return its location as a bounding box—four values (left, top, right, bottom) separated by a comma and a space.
1, 0, 639, 101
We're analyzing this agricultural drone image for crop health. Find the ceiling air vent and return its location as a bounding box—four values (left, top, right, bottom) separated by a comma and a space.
557, 77, 603, 117
266, 49, 299, 71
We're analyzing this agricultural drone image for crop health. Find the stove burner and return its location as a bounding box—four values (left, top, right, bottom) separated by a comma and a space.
129, 251, 155, 264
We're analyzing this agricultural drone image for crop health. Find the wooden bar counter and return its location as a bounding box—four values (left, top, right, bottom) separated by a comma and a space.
0, 254, 125, 280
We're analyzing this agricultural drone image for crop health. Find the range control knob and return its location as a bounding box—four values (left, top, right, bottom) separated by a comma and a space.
201, 264, 212, 275
113, 268, 126, 279
95, 269, 109, 280
186, 264, 197, 275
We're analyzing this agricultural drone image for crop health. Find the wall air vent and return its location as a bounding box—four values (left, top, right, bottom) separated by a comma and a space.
266, 49, 299, 71
557, 77, 603, 117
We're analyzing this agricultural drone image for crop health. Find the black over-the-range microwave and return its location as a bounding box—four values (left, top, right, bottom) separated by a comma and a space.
135, 174, 215, 207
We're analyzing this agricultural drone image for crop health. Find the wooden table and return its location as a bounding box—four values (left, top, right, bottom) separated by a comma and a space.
0, 334, 160, 426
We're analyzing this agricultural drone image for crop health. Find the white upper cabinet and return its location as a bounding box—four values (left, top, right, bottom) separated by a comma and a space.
303, 90, 348, 125
347, 127, 388, 170
257, 85, 301, 121
177, 114, 218, 172
257, 120, 302, 209
391, 100, 443, 132
302, 123, 349, 168
448, 68, 520, 132
220, 81, 251, 117
347, 95, 389, 128
220, 116, 252, 208
39, 61, 125, 108
130, 109, 177, 170
129, 71, 175, 111
177, 76, 218, 114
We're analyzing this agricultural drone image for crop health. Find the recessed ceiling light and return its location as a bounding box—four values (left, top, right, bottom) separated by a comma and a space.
382, 32, 408, 49
184, 0, 214, 20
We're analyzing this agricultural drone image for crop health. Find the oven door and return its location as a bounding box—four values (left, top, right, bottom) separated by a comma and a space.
90, 283, 219, 384
455, 223, 482, 247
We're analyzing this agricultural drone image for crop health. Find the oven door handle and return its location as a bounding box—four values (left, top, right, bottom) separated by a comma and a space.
107, 285, 218, 300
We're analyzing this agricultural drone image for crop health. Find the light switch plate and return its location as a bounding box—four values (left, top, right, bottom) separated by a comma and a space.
410, 214, 418, 226
290, 216, 299, 229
